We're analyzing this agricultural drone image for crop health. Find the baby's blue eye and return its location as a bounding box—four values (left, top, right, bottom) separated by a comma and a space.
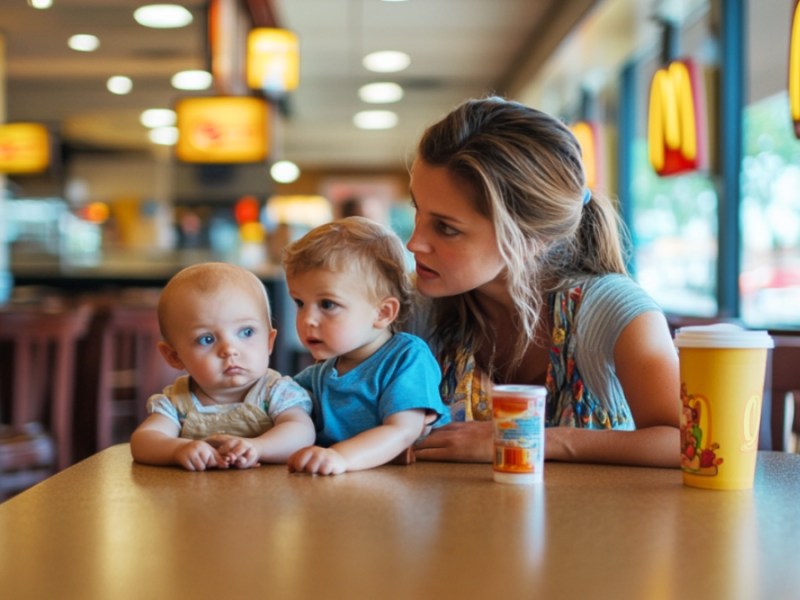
320, 299, 337, 310
198, 334, 214, 346
240, 327, 255, 339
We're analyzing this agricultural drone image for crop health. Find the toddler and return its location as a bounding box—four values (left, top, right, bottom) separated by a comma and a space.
282, 216, 450, 475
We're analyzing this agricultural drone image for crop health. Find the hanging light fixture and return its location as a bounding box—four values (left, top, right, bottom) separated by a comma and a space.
247, 28, 300, 95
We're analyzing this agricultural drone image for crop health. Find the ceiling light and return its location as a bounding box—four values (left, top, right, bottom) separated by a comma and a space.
270, 160, 300, 184
134, 4, 193, 29
27, 0, 53, 9
140, 109, 176, 129
171, 70, 213, 91
358, 82, 403, 104
362, 51, 410, 73
149, 127, 179, 146
107, 76, 133, 95
68, 34, 100, 52
353, 110, 398, 130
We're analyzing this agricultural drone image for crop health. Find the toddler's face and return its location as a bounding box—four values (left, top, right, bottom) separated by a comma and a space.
165, 287, 276, 403
288, 267, 389, 365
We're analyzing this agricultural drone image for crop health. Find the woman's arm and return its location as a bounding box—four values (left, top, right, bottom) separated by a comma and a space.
546, 310, 680, 467
415, 311, 681, 467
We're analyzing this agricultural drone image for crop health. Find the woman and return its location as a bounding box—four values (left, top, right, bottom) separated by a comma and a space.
408, 97, 680, 467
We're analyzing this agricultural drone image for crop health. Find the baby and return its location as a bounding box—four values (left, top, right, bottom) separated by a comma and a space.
130, 262, 315, 471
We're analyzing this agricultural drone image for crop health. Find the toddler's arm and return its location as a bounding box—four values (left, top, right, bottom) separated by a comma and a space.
288, 409, 427, 475
130, 414, 225, 471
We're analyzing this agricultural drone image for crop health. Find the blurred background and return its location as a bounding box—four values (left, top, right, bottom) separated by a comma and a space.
0, 0, 798, 330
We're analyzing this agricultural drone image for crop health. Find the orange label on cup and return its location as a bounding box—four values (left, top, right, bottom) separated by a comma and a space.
492, 386, 545, 480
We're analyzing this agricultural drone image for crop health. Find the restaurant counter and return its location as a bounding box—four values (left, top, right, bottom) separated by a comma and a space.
9, 252, 302, 376
10, 251, 285, 291
2, 446, 799, 600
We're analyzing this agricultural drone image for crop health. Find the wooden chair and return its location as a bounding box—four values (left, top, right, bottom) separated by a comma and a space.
767, 335, 800, 452
0, 303, 92, 498
93, 301, 181, 450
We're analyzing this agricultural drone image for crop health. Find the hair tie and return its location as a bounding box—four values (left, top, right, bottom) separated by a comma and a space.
582, 188, 591, 205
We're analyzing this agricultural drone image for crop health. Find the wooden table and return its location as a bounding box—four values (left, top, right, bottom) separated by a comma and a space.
2, 446, 800, 600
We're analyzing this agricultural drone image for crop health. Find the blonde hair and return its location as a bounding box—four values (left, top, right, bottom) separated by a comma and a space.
158, 262, 272, 342
282, 216, 412, 330
416, 96, 628, 370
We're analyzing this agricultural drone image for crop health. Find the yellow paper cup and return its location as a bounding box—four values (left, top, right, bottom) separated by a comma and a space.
674, 324, 773, 490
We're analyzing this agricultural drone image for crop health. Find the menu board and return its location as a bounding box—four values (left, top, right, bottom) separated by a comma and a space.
175, 96, 269, 164
0, 123, 50, 174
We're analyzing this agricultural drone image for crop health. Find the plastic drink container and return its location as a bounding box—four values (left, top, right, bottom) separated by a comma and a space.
491, 384, 546, 484
674, 324, 773, 490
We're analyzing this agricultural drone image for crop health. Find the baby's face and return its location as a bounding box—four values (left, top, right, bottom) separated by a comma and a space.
165, 286, 276, 403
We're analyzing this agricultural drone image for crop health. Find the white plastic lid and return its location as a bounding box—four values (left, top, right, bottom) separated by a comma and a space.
491, 384, 547, 398
673, 323, 774, 349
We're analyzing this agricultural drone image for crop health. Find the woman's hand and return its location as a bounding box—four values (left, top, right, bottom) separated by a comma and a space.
413, 420, 493, 463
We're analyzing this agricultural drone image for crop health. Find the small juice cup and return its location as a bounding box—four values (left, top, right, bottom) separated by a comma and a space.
491, 384, 546, 484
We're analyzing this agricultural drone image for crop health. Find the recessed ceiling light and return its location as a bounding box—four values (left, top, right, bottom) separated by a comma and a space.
68, 34, 100, 52
27, 0, 53, 9
140, 109, 176, 129
134, 4, 193, 29
362, 51, 410, 73
353, 110, 398, 130
358, 82, 403, 104
149, 127, 179, 146
171, 70, 213, 91
270, 160, 301, 184
107, 76, 133, 95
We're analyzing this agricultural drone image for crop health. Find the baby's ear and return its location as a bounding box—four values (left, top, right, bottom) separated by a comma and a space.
157, 340, 185, 371
374, 297, 400, 329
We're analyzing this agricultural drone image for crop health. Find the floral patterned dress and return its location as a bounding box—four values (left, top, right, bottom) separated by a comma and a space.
439, 284, 621, 430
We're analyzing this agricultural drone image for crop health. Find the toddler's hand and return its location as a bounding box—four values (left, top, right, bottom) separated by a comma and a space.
205, 434, 260, 469
288, 446, 347, 475
174, 440, 225, 471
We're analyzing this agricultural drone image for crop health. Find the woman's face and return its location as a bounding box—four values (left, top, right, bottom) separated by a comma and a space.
407, 159, 506, 299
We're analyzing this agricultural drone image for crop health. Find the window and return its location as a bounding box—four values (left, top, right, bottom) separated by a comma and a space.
740, 92, 800, 327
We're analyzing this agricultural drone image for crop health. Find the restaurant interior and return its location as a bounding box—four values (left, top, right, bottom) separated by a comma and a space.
0, 0, 799, 497
4, 3, 800, 598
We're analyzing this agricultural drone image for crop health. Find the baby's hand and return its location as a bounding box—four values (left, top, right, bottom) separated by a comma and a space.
288, 446, 347, 476
205, 435, 260, 469
174, 440, 225, 471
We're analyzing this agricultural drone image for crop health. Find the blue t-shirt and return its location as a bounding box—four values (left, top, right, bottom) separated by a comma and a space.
293, 332, 450, 447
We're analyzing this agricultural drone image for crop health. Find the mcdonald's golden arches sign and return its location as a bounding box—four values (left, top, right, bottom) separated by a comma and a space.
647, 58, 707, 176
570, 120, 603, 190
790, 0, 800, 137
